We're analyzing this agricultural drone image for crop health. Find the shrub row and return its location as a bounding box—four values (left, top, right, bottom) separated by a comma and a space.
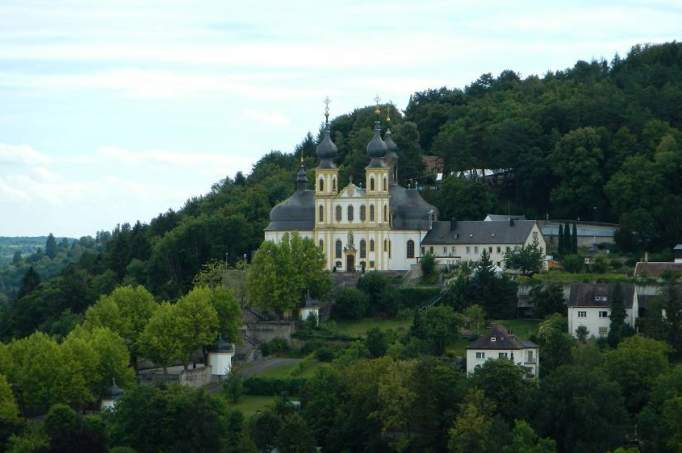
243, 377, 307, 396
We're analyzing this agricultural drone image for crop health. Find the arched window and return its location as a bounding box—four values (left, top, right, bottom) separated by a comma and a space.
370, 239, 375, 252
389, 240, 392, 258
383, 205, 387, 222
407, 240, 415, 258
319, 205, 324, 222
335, 240, 342, 259
370, 177, 375, 191
319, 178, 324, 192
383, 239, 387, 252
360, 239, 366, 258
360, 205, 366, 221
319, 239, 324, 249
335, 205, 342, 222
383, 177, 387, 191
369, 205, 375, 222
347, 205, 354, 222
332, 177, 336, 191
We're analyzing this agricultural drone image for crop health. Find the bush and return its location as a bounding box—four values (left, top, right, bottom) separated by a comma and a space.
260, 338, 289, 356
357, 272, 390, 305
396, 287, 441, 309
315, 347, 334, 362
332, 288, 369, 320
224, 374, 244, 403
562, 255, 584, 273
243, 378, 307, 396
420, 253, 436, 279
591, 255, 609, 274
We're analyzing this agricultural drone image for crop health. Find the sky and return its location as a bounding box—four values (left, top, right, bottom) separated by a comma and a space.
1, 0, 681, 237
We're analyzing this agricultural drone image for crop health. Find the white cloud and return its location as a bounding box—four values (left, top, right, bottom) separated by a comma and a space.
241, 109, 290, 127
0, 143, 52, 166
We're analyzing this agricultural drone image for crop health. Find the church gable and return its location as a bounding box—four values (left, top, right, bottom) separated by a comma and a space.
337, 183, 366, 199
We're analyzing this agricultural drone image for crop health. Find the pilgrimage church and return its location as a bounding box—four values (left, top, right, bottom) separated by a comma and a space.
265, 104, 438, 272
265, 102, 546, 272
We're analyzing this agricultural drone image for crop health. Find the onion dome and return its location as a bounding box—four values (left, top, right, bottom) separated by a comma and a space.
367, 121, 388, 158
295, 160, 307, 191
384, 128, 399, 160
316, 125, 338, 160
209, 335, 234, 353
104, 379, 124, 400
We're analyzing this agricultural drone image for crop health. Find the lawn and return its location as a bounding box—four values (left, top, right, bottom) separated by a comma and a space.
224, 395, 275, 417
329, 318, 412, 338
490, 319, 539, 339
529, 271, 631, 284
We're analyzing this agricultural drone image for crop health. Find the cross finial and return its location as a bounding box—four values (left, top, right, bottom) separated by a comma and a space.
386, 99, 393, 123
374, 95, 381, 115
323, 96, 331, 126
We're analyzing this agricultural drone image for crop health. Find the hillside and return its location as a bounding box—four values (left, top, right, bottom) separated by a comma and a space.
2, 41, 682, 339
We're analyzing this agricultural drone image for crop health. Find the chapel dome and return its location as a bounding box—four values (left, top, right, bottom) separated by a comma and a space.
266, 190, 315, 231
367, 122, 388, 158
384, 128, 399, 161
316, 125, 338, 160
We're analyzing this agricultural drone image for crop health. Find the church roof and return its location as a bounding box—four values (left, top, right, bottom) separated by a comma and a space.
367, 122, 388, 158
422, 220, 538, 245
389, 185, 438, 230
265, 190, 315, 231
316, 125, 338, 160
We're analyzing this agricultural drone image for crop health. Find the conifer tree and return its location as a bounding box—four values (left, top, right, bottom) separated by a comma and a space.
563, 223, 572, 254
558, 224, 565, 255
45, 233, 57, 259
608, 283, 626, 347
571, 223, 578, 253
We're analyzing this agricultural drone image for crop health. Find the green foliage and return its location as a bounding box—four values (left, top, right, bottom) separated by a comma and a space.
448, 389, 496, 453
504, 239, 544, 276
365, 328, 388, 358
420, 252, 436, 280
409, 306, 460, 355
259, 338, 289, 357
462, 304, 486, 334
561, 255, 584, 273
0, 374, 21, 447
247, 233, 330, 316
242, 377, 306, 396
332, 288, 369, 320
430, 176, 497, 221
529, 283, 565, 318
224, 374, 244, 403
275, 412, 316, 453
505, 420, 557, 453
44, 403, 108, 453
607, 283, 627, 347
472, 360, 533, 422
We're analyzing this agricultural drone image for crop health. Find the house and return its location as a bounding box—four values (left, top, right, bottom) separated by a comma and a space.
567, 283, 636, 339
538, 220, 618, 249
675, 244, 682, 263
420, 219, 546, 269
466, 324, 539, 378
634, 245, 682, 281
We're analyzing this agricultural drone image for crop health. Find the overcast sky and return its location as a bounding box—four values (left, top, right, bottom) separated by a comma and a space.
1, 0, 680, 237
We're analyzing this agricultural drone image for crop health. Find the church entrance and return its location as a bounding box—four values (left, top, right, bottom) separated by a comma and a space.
346, 254, 355, 272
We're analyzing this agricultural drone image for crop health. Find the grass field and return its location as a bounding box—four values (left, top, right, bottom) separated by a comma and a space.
257, 358, 325, 379
328, 318, 412, 338
224, 395, 275, 416
529, 271, 631, 283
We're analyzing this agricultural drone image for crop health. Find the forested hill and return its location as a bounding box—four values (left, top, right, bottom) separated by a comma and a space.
1, 41, 682, 340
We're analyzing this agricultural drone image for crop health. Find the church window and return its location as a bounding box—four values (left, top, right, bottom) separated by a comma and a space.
335, 205, 342, 222
497, 246, 501, 254
429, 246, 434, 254
474, 246, 479, 254
383, 239, 387, 252
370, 239, 375, 252
370, 260, 375, 268
383, 177, 387, 191
347, 205, 354, 222
319, 205, 324, 222
383, 205, 387, 222
332, 177, 336, 191
370, 177, 375, 191
407, 240, 415, 258
360, 239, 366, 258
319, 239, 323, 249
370, 205, 375, 222
360, 205, 366, 221
319, 178, 324, 192
335, 240, 342, 259
389, 240, 392, 258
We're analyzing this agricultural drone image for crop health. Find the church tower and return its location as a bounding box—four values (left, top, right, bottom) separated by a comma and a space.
314, 98, 339, 228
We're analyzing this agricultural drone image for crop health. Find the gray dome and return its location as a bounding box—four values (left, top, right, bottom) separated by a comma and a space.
389, 185, 439, 230
384, 129, 399, 161
316, 125, 337, 160
367, 122, 388, 158
296, 163, 307, 190
266, 190, 315, 231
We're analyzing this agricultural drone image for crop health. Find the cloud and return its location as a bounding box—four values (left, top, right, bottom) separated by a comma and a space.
0, 143, 52, 166
241, 109, 290, 127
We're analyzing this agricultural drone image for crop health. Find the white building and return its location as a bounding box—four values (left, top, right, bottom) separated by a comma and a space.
567, 283, 637, 339
466, 324, 539, 378
207, 336, 235, 377
265, 116, 438, 272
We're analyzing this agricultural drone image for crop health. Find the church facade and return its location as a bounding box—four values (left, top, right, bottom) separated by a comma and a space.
265, 116, 438, 272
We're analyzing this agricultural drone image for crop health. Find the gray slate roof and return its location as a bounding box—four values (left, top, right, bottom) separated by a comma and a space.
265, 185, 438, 232
421, 220, 537, 245
485, 214, 526, 221
634, 262, 682, 279
567, 283, 635, 309
674, 244, 682, 251
467, 324, 538, 350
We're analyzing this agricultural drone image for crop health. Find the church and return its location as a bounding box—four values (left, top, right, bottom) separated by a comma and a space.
264, 106, 546, 272
265, 109, 438, 272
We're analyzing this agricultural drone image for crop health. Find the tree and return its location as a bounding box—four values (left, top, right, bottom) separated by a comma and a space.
562, 255, 583, 273
17, 267, 41, 299
139, 303, 183, 374
529, 283, 565, 318
11, 251, 21, 265
558, 224, 565, 255
420, 252, 437, 281
448, 389, 495, 453
366, 328, 388, 358
199, 287, 240, 342
224, 374, 243, 403
604, 336, 670, 414
45, 234, 58, 260
84, 285, 158, 370
0, 374, 21, 447
410, 306, 460, 355
463, 304, 486, 334
44, 404, 108, 453
575, 325, 589, 342
505, 420, 556, 453
275, 413, 316, 453
504, 239, 544, 276
247, 233, 330, 316
174, 287, 220, 367
571, 223, 578, 253
607, 283, 626, 347
434, 176, 497, 221
375, 360, 418, 451
332, 288, 369, 320
662, 397, 682, 452
536, 365, 628, 453
471, 359, 533, 422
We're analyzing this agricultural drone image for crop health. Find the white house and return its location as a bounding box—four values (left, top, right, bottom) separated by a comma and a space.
567, 283, 637, 339
207, 336, 235, 377
466, 324, 539, 378
420, 219, 546, 269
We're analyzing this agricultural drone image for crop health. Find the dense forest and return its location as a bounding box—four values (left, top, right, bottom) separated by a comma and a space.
1, 42, 682, 339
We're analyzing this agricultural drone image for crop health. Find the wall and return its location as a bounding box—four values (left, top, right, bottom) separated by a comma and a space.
466, 348, 539, 377
568, 307, 637, 338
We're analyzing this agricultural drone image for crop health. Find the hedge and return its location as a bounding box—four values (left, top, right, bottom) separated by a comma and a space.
243, 377, 307, 396
396, 287, 441, 308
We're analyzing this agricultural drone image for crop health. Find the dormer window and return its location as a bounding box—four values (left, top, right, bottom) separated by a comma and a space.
594, 296, 608, 302
490, 337, 497, 342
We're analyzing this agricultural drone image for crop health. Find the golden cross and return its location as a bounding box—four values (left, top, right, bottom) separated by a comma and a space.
323, 96, 331, 125
386, 100, 393, 123
374, 95, 381, 115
